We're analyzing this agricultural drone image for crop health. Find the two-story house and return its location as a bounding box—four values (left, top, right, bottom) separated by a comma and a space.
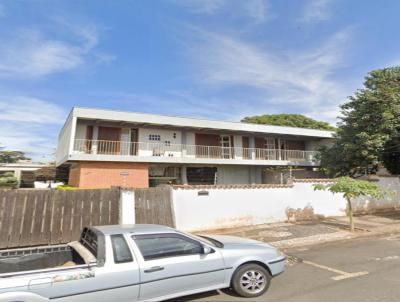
56, 107, 334, 188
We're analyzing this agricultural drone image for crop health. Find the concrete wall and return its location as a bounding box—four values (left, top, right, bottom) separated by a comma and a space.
353, 177, 400, 212
172, 182, 347, 231
172, 177, 400, 231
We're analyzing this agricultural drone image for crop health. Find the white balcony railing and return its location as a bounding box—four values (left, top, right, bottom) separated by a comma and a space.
73, 139, 318, 163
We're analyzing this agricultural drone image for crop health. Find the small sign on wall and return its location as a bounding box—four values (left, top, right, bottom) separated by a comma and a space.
198, 190, 209, 196
120, 171, 129, 176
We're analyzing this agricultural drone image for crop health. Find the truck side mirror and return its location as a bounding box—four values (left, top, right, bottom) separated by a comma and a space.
201, 245, 214, 255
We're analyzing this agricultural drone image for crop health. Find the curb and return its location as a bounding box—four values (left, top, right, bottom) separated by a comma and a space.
271, 223, 400, 249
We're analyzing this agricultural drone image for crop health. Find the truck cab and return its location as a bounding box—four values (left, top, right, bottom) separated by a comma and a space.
0, 224, 285, 302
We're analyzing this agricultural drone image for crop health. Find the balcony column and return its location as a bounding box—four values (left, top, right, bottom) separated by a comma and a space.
92, 126, 99, 154
181, 166, 188, 185
277, 138, 282, 160
249, 136, 256, 160
250, 166, 262, 184
181, 130, 187, 158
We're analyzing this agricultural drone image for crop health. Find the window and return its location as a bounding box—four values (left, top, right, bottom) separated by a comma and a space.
149, 134, 161, 141
133, 234, 202, 261
165, 140, 171, 146
173, 133, 177, 139
111, 235, 133, 263
80, 227, 98, 258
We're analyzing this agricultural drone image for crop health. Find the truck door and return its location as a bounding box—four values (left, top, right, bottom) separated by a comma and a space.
36, 234, 140, 302
131, 233, 226, 301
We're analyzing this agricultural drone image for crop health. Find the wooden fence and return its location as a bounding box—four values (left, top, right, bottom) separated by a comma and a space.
134, 187, 175, 227
0, 188, 120, 249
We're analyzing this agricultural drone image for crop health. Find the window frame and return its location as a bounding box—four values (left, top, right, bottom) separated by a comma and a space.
110, 234, 134, 264
132, 233, 203, 261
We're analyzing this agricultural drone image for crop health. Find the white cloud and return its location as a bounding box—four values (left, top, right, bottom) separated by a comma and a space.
0, 96, 66, 124
300, 0, 333, 23
186, 28, 354, 124
0, 97, 66, 161
172, 0, 269, 23
0, 23, 107, 78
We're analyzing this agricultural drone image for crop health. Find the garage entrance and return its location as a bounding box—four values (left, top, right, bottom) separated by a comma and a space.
186, 167, 217, 185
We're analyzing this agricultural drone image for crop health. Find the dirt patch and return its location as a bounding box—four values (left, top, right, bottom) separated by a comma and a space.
286, 205, 324, 222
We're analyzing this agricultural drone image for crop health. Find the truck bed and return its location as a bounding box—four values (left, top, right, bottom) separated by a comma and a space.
0, 244, 86, 274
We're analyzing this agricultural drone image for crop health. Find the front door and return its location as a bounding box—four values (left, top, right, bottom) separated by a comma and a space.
131, 233, 226, 301
97, 127, 121, 154
195, 133, 221, 158
220, 135, 232, 159
130, 129, 138, 155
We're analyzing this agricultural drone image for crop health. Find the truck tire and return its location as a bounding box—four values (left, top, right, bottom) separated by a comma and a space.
231, 263, 271, 298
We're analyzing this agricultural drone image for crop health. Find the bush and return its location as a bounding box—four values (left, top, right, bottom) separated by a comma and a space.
0, 172, 18, 189
56, 185, 78, 191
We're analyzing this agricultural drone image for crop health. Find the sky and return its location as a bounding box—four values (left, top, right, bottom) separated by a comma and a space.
0, 0, 400, 161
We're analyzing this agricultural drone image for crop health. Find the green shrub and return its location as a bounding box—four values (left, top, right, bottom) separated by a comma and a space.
56, 185, 78, 190
0, 172, 18, 189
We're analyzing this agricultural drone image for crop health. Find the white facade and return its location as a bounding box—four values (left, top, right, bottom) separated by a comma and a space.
56, 107, 334, 167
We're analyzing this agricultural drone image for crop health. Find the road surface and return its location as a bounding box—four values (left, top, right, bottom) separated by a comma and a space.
175, 233, 400, 302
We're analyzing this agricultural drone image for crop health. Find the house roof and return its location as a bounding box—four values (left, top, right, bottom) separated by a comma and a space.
70, 107, 334, 139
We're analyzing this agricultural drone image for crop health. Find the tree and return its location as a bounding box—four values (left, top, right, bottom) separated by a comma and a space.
319, 67, 400, 176
0, 145, 30, 163
314, 177, 383, 232
241, 114, 335, 131
381, 136, 400, 175
0, 172, 18, 189
34, 164, 56, 181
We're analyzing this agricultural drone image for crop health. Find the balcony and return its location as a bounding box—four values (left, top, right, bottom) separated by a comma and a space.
72, 139, 318, 165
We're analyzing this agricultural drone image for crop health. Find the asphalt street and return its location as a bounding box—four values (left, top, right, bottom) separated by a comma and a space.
177, 233, 400, 302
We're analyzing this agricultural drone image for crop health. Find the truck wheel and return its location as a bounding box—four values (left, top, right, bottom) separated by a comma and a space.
231, 263, 271, 298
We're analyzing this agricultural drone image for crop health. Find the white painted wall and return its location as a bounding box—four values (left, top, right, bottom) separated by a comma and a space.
120, 189, 136, 224
138, 128, 182, 157
172, 182, 347, 231
56, 113, 73, 166
34, 181, 64, 189
353, 177, 400, 212
172, 177, 400, 231
75, 121, 88, 140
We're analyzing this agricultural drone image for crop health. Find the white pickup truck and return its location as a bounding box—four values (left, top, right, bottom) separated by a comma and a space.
0, 224, 285, 302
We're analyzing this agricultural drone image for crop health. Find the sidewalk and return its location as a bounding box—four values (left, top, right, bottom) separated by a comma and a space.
202, 211, 400, 249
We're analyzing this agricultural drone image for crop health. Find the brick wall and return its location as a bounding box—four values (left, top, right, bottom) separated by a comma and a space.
68, 161, 149, 188
68, 163, 81, 187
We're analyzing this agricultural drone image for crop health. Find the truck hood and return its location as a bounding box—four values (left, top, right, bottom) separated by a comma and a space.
206, 235, 273, 248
